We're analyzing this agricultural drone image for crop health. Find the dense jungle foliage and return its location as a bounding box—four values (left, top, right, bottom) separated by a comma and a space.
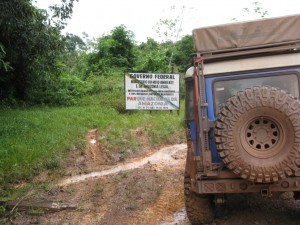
0, 0, 194, 107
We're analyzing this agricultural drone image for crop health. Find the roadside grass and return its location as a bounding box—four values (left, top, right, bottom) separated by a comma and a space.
0, 106, 115, 183
0, 99, 185, 196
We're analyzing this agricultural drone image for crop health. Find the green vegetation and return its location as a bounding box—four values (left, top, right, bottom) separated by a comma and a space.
0, 79, 185, 193
0, 1, 188, 200
0, 1, 194, 106
0, 103, 184, 183
0, 0, 79, 102
95, 183, 104, 193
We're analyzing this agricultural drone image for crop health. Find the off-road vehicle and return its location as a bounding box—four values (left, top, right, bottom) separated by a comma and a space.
184, 14, 300, 224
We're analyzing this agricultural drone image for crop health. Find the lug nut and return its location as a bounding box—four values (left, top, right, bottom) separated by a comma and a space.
281, 181, 289, 188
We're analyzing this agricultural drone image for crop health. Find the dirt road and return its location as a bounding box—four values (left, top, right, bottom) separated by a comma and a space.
11, 129, 300, 225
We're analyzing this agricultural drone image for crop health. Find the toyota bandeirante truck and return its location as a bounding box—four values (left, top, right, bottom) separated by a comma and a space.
184, 14, 300, 224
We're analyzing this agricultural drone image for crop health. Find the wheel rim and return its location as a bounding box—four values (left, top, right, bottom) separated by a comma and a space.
242, 116, 283, 159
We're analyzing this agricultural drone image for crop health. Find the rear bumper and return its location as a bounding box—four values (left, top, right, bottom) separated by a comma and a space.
197, 177, 300, 195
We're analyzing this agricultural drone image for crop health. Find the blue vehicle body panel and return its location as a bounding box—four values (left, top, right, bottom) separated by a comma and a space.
188, 121, 200, 156
202, 67, 300, 163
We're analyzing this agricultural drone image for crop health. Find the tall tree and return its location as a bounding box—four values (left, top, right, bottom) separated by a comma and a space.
152, 5, 186, 73
134, 38, 169, 73
88, 25, 135, 74
173, 35, 194, 72
0, 0, 78, 101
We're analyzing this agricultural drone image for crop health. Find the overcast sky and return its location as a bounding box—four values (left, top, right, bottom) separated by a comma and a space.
34, 0, 300, 43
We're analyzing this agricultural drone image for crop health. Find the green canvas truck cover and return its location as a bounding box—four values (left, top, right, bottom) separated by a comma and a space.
193, 14, 300, 53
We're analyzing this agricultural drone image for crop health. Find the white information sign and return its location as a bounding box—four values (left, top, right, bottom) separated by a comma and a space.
125, 73, 180, 110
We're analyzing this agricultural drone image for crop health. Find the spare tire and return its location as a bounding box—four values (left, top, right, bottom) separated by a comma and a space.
215, 86, 300, 183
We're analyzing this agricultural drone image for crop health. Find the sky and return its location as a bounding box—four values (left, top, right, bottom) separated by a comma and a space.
34, 0, 300, 43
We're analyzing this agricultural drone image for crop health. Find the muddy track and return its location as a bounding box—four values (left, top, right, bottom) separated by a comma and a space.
12, 143, 189, 225
10, 132, 300, 225
59, 144, 187, 186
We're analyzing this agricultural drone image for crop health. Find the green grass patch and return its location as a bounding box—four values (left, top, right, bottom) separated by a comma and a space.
0, 100, 185, 191
0, 106, 116, 184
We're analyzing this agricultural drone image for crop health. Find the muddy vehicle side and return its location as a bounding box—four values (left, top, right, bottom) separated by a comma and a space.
184, 15, 300, 224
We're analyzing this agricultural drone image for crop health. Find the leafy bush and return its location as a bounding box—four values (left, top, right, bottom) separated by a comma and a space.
27, 72, 92, 106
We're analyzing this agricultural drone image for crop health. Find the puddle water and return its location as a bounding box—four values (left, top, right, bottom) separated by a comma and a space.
160, 208, 187, 225
59, 144, 186, 186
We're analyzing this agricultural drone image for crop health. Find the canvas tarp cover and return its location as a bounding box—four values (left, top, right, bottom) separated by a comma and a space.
193, 14, 300, 53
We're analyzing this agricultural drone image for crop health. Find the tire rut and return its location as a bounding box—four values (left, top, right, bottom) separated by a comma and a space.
59, 144, 187, 186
